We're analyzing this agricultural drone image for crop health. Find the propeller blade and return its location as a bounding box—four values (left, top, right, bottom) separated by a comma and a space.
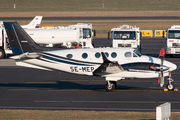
158, 77, 160, 83
159, 48, 165, 57
160, 76, 164, 87
159, 48, 165, 65
161, 56, 164, 65
160, 71, 164, 87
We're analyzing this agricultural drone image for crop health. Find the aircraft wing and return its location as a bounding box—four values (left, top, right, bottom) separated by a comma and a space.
93, 52, 124, 76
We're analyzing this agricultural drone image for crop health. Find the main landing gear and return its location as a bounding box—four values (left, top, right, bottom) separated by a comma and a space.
105, 81, 117, 92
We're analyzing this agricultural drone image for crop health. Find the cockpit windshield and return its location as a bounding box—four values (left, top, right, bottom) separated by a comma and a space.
168, 30, 180, 39
114, 31, 136, 40
133, 50, 142, 57
83, 28, 91, 38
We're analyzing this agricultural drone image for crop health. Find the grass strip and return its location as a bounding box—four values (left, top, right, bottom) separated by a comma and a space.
0, 109, 180, 120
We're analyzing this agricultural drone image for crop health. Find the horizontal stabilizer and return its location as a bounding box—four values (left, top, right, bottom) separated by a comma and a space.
19, 53, 43, 59
15, 59, 52, 71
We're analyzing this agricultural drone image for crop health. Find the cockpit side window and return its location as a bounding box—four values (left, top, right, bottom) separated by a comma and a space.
124, 52, 132, 58
133, 53, 138, 57
133, 50, 142, 57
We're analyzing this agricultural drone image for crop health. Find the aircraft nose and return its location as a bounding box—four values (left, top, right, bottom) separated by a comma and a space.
169, 62, 177, 71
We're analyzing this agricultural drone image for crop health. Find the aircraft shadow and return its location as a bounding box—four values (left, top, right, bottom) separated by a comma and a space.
0, 81, 144, 91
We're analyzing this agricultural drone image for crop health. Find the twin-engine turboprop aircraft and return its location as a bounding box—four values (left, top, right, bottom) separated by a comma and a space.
4, 22, 177, 91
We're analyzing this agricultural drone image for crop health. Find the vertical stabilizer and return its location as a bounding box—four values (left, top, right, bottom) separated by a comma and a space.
21, 16, 43, 29
3, 22, 45, 55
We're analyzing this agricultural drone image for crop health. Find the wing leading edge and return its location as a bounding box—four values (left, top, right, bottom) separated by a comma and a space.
93, 52, 124, 76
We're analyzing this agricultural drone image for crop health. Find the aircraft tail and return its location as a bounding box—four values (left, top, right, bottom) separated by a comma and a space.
21, 16, 43, 29
3, 22, 46, 55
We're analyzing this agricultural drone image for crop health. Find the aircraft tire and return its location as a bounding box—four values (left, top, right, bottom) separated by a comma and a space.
0, 48, 5, 59
105, 81, 115, 92
166, 82, 175, 91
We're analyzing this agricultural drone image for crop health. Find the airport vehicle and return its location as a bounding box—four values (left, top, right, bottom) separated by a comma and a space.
109, 25, 141, 52
4, 22, 177, 92
25, 23, 95, 48
166, 25, 180, 57
0, 16, 43, 59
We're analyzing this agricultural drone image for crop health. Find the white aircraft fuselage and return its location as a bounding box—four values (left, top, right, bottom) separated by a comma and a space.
15, 47, 177, 81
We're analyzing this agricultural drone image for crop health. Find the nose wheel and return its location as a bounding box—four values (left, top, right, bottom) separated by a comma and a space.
166, 77, 175, 91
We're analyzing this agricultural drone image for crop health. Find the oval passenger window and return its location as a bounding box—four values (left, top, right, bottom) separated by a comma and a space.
111, 52, 117, 58
95, 52, 101, 58
82, 53, 88, 59
66, 54, 73, 59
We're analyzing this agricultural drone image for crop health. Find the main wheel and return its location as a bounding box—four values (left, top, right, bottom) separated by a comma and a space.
166, 82, 175, 91
105, 81, 116, 92
0, 49, 5, 59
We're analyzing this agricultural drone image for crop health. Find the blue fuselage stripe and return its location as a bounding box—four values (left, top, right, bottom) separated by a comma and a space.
42, 55, 94, 66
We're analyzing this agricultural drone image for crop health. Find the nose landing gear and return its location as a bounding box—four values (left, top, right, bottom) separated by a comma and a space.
166, 71, 175, 91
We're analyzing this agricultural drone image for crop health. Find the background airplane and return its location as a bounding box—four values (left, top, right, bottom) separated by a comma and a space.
21, 16, 43, 29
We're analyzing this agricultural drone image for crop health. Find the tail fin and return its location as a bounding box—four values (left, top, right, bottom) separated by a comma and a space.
21, 16, 43, 29
3, 22, 45, 55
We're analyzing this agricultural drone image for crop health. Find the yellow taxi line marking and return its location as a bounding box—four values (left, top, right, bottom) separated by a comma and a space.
8, 89, 38, 91
159, 101, 180, 103
35, 101, 68, 103
114, 90, 140, 92
149, 87, 163, 89
60, 80, 89, 82
81, 90, 93, 91
49, 89, 79, 91
59, 80, 158, 82
89, 82, 105, 84
90, 80, 106, 82
48, 89, 173, 92
153, 83, 180, 85
172, 72, 180, 74
72, 101, 156, 103
34, 101, 180, 104
26, 82, 57, 84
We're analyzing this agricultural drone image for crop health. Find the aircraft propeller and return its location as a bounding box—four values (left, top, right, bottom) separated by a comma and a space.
149, 48, 167, 87
159, 48, 165, 87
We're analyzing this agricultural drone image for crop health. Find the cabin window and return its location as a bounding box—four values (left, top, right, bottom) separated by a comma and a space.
105, 52, 109, 57
111, 52, 117, 58
66, 54, 73, 59
125, 52, 132, 58
82, 53, 88, 59
95, 52, 101, 58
